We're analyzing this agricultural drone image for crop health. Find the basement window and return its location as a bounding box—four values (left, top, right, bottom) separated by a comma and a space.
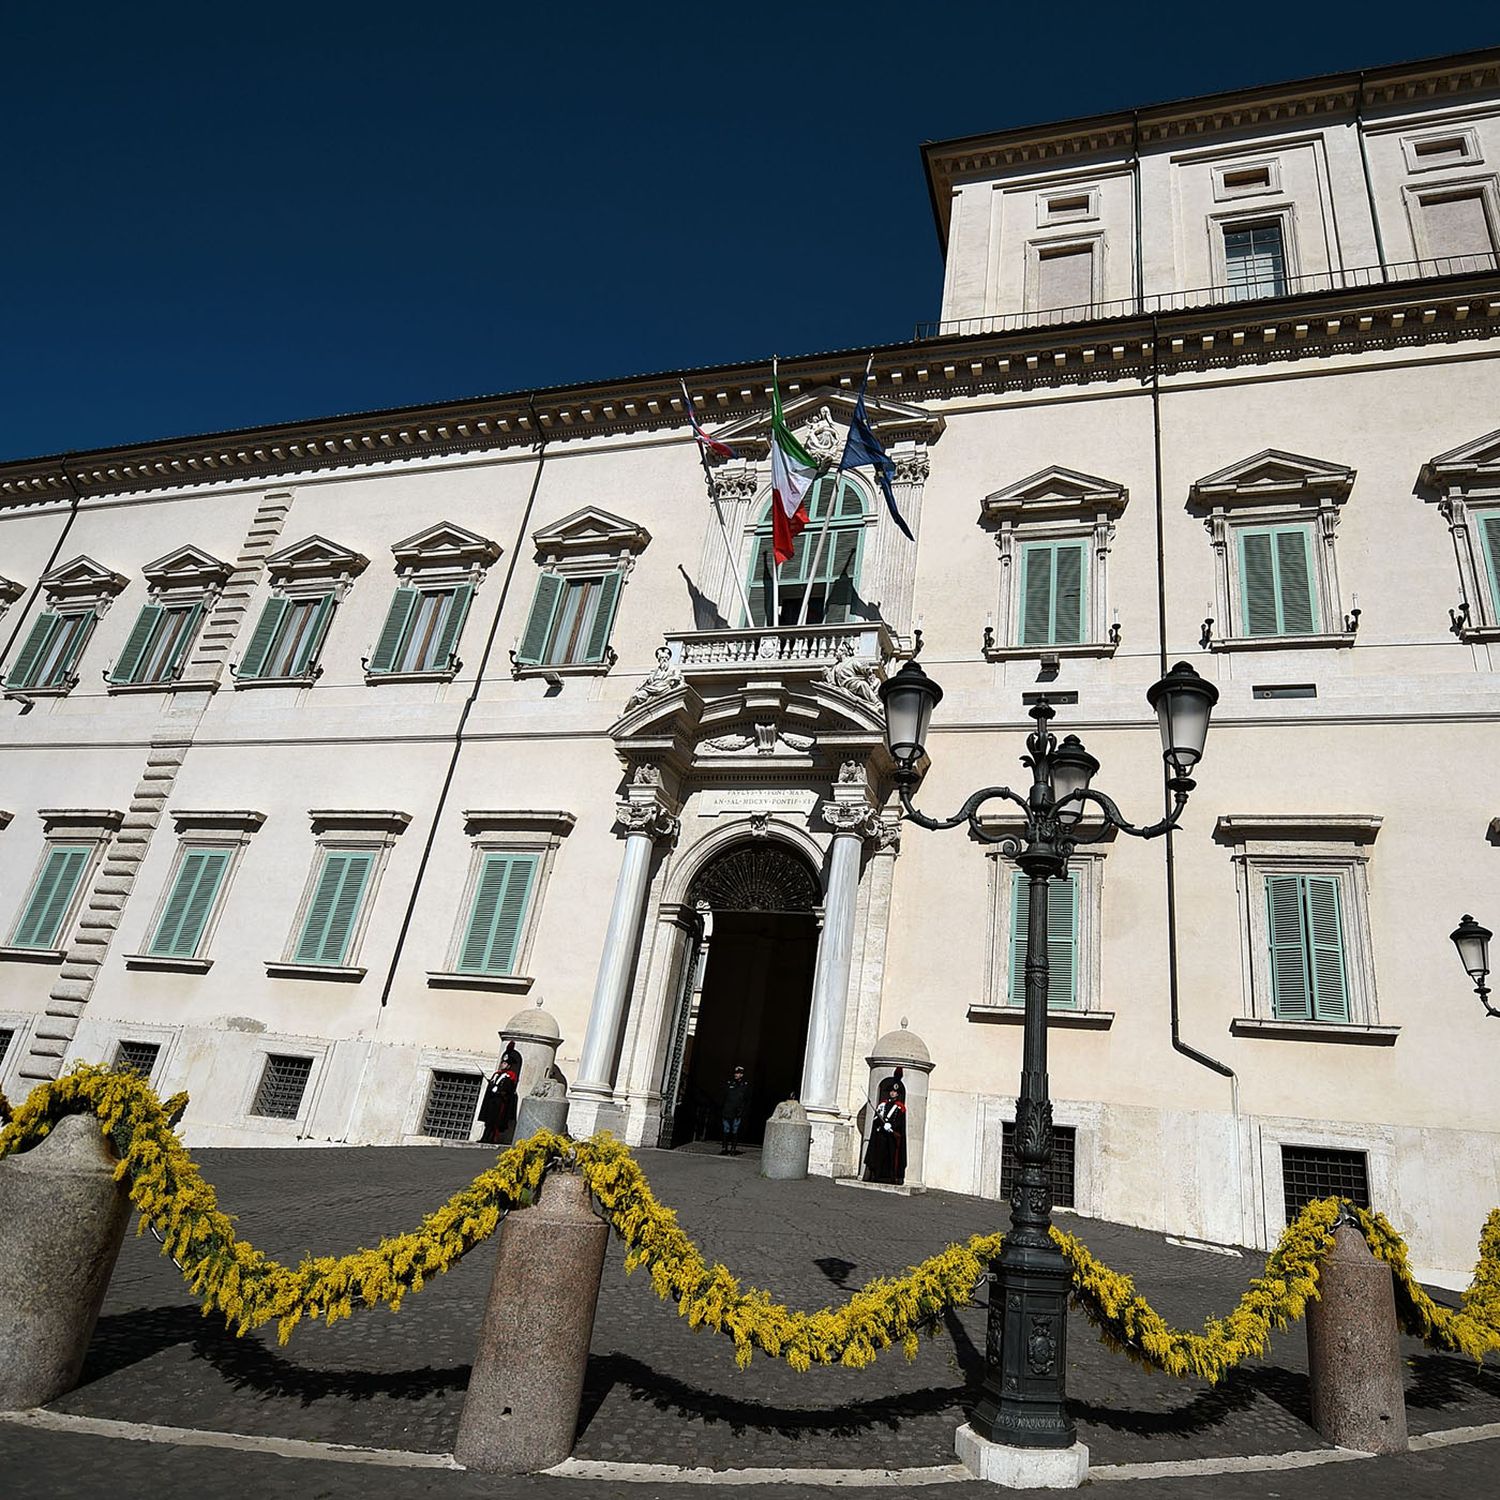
1281, 1144, 1369, 1222
113, 1039, 161, 1080
1001, 1121, 1076, 1208
420, 1070, 484, 1141
250, 1054, 313, 1120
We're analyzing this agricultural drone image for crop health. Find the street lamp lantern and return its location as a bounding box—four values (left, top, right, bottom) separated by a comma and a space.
1450, 914, 1498, 1017
878, 659, 944, 775
1146, 660, 1219, 786
883, 653, 1211, 1458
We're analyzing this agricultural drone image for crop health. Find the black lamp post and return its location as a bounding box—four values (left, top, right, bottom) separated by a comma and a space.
1450, 915, 1498, 1017
878, 658, 1218, 1449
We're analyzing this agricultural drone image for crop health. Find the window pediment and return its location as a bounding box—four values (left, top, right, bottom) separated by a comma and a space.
39, 555, 129, 603
1189, 450, 1354, 512
265, 535, 370, 584
1419, 427, 1500, 495
708, 385, 944, 456
982, 465, 1128, 523
531, 507, 651, 558
0, 575, 23, 606
390, 522, 502, 573
141, 545, 233, 593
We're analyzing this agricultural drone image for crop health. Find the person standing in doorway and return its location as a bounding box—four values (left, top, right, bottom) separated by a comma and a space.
721, 1065, 749, 1155
478, 1038, 523, 1145
862, 1075, 907, 1185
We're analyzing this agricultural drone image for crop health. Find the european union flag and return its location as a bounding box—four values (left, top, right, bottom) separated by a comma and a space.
839, 377, 913, 542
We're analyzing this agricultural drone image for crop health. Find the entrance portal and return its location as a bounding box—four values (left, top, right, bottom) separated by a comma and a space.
665, 842, 821, 1147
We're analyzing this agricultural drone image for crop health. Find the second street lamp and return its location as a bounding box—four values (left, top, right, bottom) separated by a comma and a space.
1450, 915, 1498, 1017
879, 658, 1218, 1452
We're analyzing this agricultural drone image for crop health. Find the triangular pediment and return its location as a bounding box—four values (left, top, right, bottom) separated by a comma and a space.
0, 574, 24, 605
1419, 427, 1500, 491
532, 506, 651, 557
1190, 449, 1354, 508
390, 521, 502, 570
709, 385, 944, 456
141, 544, 233, 590
983, 465, 1128, 521
39, 554, 129, 600
265, 534, 370, 582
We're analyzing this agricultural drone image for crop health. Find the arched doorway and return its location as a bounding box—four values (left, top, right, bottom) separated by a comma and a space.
662, 840, 821, 1148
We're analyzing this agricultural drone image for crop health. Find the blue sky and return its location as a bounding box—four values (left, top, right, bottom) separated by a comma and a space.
1, 3, 1494, 460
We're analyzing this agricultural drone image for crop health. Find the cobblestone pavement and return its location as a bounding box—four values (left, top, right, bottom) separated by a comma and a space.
5, 1141, 1497, 1495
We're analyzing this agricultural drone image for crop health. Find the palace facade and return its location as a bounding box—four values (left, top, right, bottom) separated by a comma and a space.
3, 49, 1500, 1278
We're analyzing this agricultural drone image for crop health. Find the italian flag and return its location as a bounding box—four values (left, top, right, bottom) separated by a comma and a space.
769, 366, 818, 565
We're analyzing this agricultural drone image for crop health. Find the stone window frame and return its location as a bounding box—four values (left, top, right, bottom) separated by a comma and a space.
1023, 230, 1106, 315
100, 1020, 180, 1090
980, 466, 1126, 662
1401, 127, 1483, 174
124, 810, 266, 974
0, 808, 123, 965
976, 1094, 1106, 1216
1252, 1114, 1396, 1241
1215, 815, 1396, 1045
428, 810, 576, 994
511, 507, 651, 679
1036, 184, 1100, 227
2, 556, 129, 699
1401, 172, 1500, 268
1207, 203, 1301, 296
266, 810, 411, 983
1420, 427, 1500, 641
0, 1010, 35, 1093
968, 817, 1115, 1029
106, 545, 233, 695
1189, 451, 1357, 652
236, 1036, 331, 1138
1211, 157, 1283, 203
233, 535, 369, 689
400, 1046, 492, 1143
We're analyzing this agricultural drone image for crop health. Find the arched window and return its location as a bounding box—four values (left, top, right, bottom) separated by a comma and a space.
743, 475, 868, 627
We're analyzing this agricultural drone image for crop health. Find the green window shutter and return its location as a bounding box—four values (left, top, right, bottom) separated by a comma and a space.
823, 526, 862, 624
149, 848, 231, 958
294, 850, 375, 966
13, 845, 91, 949
1008, 872, 1079, 1008
368, 587, 417, 674
1274, 529, 1317, 634
5, 612, 60, 689
744, 534, 775, 628
1051, 542, 1086, 645
516, 574, 564, 665
1304, 875, 1349, 1022
1478, 513, 1500, 622
430, 583, 474, 671
580, 572, 623, 664
290, 593, 336, 677
162, 601, 204, 680
458, 853, 537, 974
1239, 530, 1280, 636
1020, 544, 1054, 646
239, 596, 287, 679
110, 604, 163, 685
1266, 874, 1312, 1019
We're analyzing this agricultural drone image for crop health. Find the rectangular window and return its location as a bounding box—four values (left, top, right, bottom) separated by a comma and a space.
0, 1027, 13, 1069
1035, 244, 1094, 312
1478, 512, 1500, 621
113, 1039, 161, 1079
293, 850, 376, 967
1224, 220, 1287, 299
147, 847, 233, 959
1019, 540, 1087, 646
368, 584, 473, 676
250, 1054, 314, 1120
515, 572, 622, 667
420, 1071, 484, 1140
10, 844, 93, 950
109, 601, 204, 686
1265, 873, 1350, 1022
1420, 191, 1496, 264
1281, 1144, 1369, 1223
239, 594, 336, 680
1007, 871, 1079, 1008
5, 611, 96, 691
1237, 525, 1318, 636
457, 853, 538, 975
1001, 1121, 1077, 1208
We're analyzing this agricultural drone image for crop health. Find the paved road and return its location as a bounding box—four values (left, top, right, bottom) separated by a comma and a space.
3, 1140, 1497, 1495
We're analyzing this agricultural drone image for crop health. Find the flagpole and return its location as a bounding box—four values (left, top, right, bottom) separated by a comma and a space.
681, 380, 755, 627
770, 359, 781, 630
794, 355, 871, 629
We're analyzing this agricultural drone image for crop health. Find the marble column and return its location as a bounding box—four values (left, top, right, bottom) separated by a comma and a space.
802, 768, 880, 1176
568, 779, 679, 1139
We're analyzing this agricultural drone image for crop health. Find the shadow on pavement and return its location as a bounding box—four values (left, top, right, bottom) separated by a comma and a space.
1405, 1351, 1500, 1411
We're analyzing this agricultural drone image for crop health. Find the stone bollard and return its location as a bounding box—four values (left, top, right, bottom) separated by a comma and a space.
514, 1079, 570, 1143
0, 1114, 133, 1410
761, 1098, 811, 1180
454, 1168, 608, 1473
1305, 1220, 1408, 1454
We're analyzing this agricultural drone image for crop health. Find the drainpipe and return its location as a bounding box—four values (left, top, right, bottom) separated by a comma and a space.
1131, 111, 1144, 311
1354, 72, 1389, 280
1148, 315, 1245, 1238
0, 455, 84, 677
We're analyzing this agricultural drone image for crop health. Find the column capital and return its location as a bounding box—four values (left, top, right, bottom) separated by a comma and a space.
821, 789, 882, 842
616, 798, 680, 842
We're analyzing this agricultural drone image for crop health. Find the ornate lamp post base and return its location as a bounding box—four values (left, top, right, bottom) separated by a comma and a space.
955, 1425, 1090, 1490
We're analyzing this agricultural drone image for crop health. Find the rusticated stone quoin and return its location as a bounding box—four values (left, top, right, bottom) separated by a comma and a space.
0, 1114, 133, 1410
453, 1168, 608, 1473
1305, 1221, 1409, 1454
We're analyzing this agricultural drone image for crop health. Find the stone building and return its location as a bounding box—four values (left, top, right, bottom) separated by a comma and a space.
2, 48, 1499, 1278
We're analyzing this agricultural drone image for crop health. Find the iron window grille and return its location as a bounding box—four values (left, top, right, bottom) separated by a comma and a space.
420, 1071, 484, 1141
113, 1039, 161, 1079
1001, 1121, 1077, 1209
250, 1054, 314, 1120
0, 1027, 12, 1069
1281, 1144, 1370, 1223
